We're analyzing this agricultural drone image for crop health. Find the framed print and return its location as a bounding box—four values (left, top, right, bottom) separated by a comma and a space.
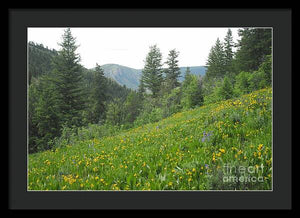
8, 8, 292, 210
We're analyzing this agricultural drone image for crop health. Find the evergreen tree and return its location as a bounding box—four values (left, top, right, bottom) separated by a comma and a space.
140, 45, 163, 98
257, 54, 272, 86
185, 67, 191, 77
183, 67, 193, 86
234, 28, 272, 73
123, 91, 141, 125
28, 42, 58, 84
181, 74, 203, 109
105, 78, 131, 103
105, 98, 123, 126
234, 71, 252, 94
164, 49, 181, 91
205, 38, 226, 79
223, 29, 235, 77
137, 80, 146, 100
29, 74, 61, 152
85, 63, 107, 124
52, 28, 86, 128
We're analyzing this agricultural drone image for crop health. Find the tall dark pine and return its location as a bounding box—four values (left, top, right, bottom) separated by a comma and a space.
140, 45, 163, 98
234, 28, 272, 73
223, 29, 234, 77
137, 80, 146, 100
52, 28, 85, 128
90, 63, 107, 123
165, 49, 181, 91
205, 38, 226, 80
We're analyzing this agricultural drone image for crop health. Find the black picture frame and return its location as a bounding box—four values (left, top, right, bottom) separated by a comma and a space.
8, 9, 292, 210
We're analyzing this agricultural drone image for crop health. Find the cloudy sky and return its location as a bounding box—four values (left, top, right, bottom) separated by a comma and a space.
28, 27, 240, 69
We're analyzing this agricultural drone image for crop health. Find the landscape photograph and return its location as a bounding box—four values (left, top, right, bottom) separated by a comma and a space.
27, 27, 272, 191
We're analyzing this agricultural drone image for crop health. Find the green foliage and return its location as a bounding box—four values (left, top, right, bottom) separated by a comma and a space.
133, 95, 163, 127
29, 74, 61, 153
28, 42, 58, 84
181, 74, 204, 109
205, 38, 226, 80
83, 64, 107, 124
141, 45, 163, 98
257, 54, 272, 86
234, 54, 271, 96
164, 49, 181, 91
28, 27, 272, 156
105, 98, 124, 126
161, 87, 183, 118
52, 28, 86, 128
203, 81, 223, 105
105, 78, 132, 103
234, 71, 252, 94
134, 107, 164, 127
28, 88, 272, 190
234, 28, 272, 73
52, 123, 121, 150
122, 91, 143, 127
223, 29, 235, 78
248, 71, 268, 91
217, 76, 234, 100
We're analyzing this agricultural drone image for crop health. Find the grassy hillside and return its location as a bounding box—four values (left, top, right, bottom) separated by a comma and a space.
28, 88, 272, 191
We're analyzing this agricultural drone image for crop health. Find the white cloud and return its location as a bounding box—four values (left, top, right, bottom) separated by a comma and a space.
28, 27, 240, 69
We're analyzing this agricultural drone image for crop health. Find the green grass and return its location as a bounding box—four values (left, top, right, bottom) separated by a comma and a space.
28, 88, 272, 190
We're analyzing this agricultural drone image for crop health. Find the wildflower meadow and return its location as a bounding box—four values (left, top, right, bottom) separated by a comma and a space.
28, 88, 272, 191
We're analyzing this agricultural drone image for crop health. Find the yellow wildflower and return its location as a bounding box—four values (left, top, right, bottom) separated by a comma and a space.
219, 148, 225, 153
258, 144, 263, 151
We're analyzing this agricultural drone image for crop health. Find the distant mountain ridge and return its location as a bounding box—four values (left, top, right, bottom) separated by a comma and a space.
28, 42, 206, 90
101, 64, 207, 90
101, 64, 141, 90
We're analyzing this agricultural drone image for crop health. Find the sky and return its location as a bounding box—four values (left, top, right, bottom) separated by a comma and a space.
28, 27, 240, 69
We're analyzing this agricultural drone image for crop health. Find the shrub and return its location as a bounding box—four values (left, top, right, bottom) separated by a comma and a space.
234, 71, 252, 94
161, 87, 182, 118
134, 107, 164, 127
248, 70, 268, 91
217, 76, 234, 100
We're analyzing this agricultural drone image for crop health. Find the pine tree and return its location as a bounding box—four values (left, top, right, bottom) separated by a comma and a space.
205, 38, 226, 79
137, 80, 146, 100
185, 67, 191, 77
140, 45, 163, 98
223, 29, 234, 77
182, 67, 193, 89
164, 49, 181, 91
52, 28, 86, 128
123, 91, 141, 124
234, 28, 272, 73
105, 98, 123, 126
29, 74, 61, 152
88, 63, 107, 124
181, 74, 203, 109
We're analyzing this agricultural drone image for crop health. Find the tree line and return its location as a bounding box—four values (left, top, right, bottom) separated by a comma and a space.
28, 28, 272, 153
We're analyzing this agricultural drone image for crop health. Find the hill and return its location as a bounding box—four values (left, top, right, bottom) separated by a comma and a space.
28, 88, 272, 191
178, 66, 207, 82
101, 64, 142, 90
28, 43, 206, 90
101, 64, 207, 90
28, 41, 58, 84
